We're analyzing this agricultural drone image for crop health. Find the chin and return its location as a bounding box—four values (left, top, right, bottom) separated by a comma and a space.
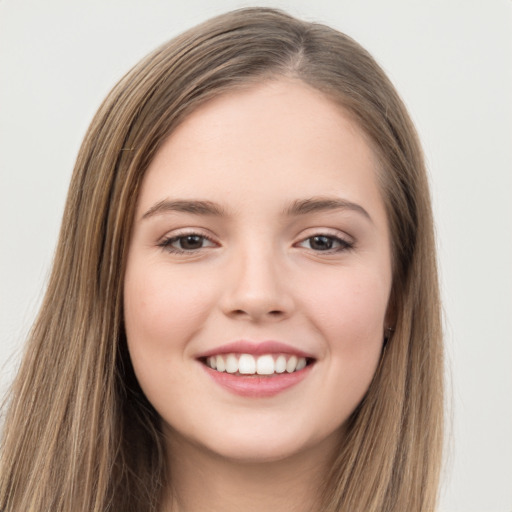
180, 419, 340, 466
213, 439, 306, 464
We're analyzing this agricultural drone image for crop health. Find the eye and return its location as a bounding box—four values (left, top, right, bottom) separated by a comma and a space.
159, 233, 216, 253
297, 234, 353, 252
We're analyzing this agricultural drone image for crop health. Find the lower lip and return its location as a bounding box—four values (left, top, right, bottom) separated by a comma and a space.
201, 364, 313, 398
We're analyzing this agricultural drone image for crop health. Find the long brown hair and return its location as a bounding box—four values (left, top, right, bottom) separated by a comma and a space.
0, 8, 443, 511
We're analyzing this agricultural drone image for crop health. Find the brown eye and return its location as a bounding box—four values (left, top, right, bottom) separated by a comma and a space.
297, 235, 353, 252
159, 233, 216, 253
177, 235, 205, 250
309, 236, 335, 251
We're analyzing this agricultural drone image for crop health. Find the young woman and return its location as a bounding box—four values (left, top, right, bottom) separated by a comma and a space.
0, 7, 443, 512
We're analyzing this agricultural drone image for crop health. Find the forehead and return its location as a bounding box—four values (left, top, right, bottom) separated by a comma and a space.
137, 79, 385, 222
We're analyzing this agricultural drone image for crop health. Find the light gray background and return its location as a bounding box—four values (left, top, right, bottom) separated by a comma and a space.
1, 1, 511, 511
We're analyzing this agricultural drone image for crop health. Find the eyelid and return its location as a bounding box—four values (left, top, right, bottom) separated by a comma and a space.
296, 227, 354, 243
157, 228, 219, 254
294, 228, 355, 252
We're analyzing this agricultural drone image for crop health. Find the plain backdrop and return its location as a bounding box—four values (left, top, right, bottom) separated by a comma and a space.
1, 1, 511, 511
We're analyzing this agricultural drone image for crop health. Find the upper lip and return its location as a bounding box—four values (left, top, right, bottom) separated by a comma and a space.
197, 340, 315, 359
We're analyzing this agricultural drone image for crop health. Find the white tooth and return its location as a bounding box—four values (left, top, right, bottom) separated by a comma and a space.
208, 356, 217, 370
286, 355, 298, 373
215, 355, 226, 372
225, 354, 238, 374
238, 354, 256, 374
256, 355, 275, 375
275, 355, 287, 373
296, 357, 306, 371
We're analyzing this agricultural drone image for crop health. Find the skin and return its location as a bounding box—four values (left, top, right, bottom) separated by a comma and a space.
124, 79, 393, 511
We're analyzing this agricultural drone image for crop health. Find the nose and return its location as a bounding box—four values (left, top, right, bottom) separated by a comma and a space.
219, 245, 295, 322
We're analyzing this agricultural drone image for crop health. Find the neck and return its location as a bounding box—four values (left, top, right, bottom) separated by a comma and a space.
162, 430, 339, 512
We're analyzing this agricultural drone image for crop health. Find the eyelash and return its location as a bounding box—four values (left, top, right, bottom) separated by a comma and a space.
296, 234, 354, 253
158, 232, 354, 255
158, 232, 217, 254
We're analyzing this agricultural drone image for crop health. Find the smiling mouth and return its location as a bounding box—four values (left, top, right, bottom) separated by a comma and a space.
201, 353, 314, 376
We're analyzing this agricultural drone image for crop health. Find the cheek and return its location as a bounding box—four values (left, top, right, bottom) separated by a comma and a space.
308, 269, 391, 332
299, 268, 390, 425
124, 263, 216, 344
301, 265, 390, 359
123, 263, 219, 404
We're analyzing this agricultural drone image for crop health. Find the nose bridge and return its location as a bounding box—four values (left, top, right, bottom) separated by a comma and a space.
221, 237, 292, 320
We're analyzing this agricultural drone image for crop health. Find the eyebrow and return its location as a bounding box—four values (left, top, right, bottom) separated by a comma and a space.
283, 196, 372, 222
142, 199, 227, 219
141, 196, 372, 222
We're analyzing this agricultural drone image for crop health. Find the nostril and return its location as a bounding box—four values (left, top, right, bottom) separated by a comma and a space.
229, 309, 285, 318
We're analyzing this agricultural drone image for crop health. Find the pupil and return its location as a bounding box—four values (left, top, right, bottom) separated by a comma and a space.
311, 236, 333, 250
181, 235, 202, 250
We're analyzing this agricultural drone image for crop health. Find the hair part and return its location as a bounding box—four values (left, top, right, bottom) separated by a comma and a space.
0, 8, 443, 512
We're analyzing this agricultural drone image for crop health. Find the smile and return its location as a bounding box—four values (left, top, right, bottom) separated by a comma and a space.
204, 353, 309, 375
197, 340, 316, 397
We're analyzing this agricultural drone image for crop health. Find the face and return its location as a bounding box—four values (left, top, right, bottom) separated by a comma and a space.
124, 80, 393, 463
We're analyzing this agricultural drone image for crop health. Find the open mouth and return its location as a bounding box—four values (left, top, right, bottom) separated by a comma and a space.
200, 353, 315, 376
